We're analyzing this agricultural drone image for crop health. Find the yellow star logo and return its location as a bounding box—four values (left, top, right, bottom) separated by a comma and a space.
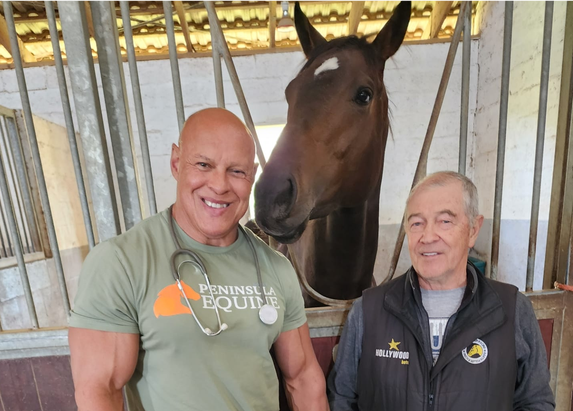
388, 339, 401, 351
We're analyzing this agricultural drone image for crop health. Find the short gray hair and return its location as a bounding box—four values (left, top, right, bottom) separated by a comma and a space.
405, 171, 479, 225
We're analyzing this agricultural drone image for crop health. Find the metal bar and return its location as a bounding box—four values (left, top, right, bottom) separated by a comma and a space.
543, 2, 573, 289
5, 116, 41, 252
0, 118, 32, 253
205, 2, 267, 168
91, 1, 142, 231
386, 1, 469, 282
526, 2, 554, 292
490, 2, 513, 281
4, 1, 72, 315
458, 1, 471, 175
208, 17, 225, 108
59, 1, 121, 242
174, 1, 195, 52
163, 1, 186, 132
269, 1, 276, 48
0, 182, 13, 257
0, 198, 10, 257
45, 1, 95, 249
0, 134, 38, 328
120, 1, 157, 216
13, 111, 52, 258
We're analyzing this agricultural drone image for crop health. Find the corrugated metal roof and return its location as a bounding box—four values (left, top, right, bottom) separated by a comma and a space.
0, 1, 477, 65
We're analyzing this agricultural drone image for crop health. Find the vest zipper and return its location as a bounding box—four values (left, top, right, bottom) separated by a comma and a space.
428, 380, 436, 411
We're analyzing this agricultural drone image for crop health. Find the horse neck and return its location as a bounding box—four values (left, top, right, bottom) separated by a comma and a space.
293, 172, 383, 304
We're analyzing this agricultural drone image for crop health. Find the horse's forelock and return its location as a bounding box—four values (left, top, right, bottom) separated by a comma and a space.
299, 36, 381, 74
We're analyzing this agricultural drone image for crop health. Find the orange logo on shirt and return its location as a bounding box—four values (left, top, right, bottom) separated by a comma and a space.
153, 281, 200, 318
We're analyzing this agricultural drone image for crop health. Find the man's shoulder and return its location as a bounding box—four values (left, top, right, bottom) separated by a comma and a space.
364, 271, 409, 299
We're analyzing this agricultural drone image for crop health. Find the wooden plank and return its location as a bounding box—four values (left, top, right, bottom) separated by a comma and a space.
174, 1, 195, 52
538, 318, 554, 368
0, 358, 42, 411
269, 1, 276, 48
11, 2, 26, 13
421, 1, 453, 40
83, 1, 96, 39
0, 12, 35, 63
30, 356, 76, 411
347, 1, 365, 35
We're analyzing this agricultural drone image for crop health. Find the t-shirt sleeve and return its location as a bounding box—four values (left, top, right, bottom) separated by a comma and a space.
69, 240, 140, 334
276, 256, 307, 333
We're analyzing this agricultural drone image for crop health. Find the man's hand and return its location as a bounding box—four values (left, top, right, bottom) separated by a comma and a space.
274, 323, 330, 411
69, 328, 139, 411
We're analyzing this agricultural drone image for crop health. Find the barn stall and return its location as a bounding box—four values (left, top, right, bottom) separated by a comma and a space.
0, 1, 570, 410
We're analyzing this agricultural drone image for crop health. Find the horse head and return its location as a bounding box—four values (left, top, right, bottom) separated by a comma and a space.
255, 2, 411, 244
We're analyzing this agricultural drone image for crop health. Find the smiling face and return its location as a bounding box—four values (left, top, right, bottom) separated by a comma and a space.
170, 109, 256, 247
405, 180, 483, 290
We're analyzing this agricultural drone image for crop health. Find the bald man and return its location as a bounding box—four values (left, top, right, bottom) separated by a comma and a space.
69, 109, 328, 411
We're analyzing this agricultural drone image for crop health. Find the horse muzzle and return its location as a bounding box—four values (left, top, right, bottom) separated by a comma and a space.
254, 170, 310, 243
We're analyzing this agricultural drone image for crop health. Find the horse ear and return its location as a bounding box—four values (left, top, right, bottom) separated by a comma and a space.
372, 1, 411, 60
294, 1, 327, 57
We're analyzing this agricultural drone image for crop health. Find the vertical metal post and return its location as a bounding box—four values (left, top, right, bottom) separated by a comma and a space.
490, 2, 513, 281
386, 1, 469, 282
212, 46, 225, 108
4, 1, 71, 315
459, 1, 471, 175
91, 1, 142, 230
45, 1, 95, 249
4, 116, 41, 252
543, 2, 573, 289
0, 148, 38, 328
59, 1, 121, 242
526, 2, 554, 292
119, 1, 157, 216
163, 1, 186, 132
205, 2, 266, 168
0, 119, 32, 253
0, 196, 13, 256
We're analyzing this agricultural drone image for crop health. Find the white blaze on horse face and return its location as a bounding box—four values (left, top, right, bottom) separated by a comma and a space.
314, 57, 340, 77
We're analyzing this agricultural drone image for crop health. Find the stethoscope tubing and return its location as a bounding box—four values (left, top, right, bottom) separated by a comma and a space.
168, 205, 271, 336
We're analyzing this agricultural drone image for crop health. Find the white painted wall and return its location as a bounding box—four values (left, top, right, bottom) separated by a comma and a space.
472, 1, 567, 290
0, 1, 566, 330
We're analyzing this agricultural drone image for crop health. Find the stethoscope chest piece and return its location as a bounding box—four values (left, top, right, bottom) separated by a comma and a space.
259, 304, 278, 325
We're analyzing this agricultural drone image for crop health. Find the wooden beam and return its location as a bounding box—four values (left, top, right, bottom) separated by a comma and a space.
269, 1, 276, 48
174, 1, 195, 52
84, 1, 96, 38
421, 1, 453, 40
0, 12, 35, 62
347, 1, 364, 35
11, 2, 26, 13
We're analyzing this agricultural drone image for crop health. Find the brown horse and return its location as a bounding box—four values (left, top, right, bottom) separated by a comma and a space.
254, 2, 411, 306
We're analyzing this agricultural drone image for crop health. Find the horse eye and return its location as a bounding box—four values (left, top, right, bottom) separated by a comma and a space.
354, 88, 373, 105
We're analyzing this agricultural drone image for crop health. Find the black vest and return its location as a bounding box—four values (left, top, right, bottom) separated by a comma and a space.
357, 266, 517, 411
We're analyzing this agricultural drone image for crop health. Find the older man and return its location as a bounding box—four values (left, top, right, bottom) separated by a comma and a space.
69, 108, 328, 411
328, 171, 554, 410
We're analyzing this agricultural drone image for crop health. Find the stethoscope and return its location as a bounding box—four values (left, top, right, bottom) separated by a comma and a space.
168, 206, 278, 337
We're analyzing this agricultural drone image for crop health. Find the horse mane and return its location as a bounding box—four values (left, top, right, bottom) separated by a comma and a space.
299, 36, 382, 73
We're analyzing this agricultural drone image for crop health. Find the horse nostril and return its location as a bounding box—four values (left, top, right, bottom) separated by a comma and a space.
255, 173, 297, 223
273, 176, 297, 218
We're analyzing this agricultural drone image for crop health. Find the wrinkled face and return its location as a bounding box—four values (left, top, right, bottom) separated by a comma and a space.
254, 47, 388, 243
171, 121, 256, 247
405, 181, 482, 290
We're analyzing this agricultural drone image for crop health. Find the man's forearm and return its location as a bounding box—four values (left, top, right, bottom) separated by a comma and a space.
75, 386, 124, 411
285, 366, 330, 411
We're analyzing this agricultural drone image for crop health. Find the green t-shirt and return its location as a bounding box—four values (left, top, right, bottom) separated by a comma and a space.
69, 209, 307, 411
